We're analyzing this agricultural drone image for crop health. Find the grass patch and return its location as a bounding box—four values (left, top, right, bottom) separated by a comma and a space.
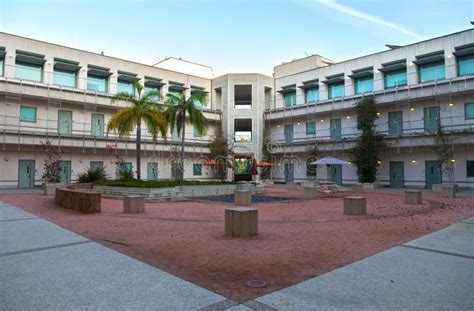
99, 179, 233, 188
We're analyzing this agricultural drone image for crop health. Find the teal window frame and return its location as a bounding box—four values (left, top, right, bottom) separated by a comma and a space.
144, 85, 161, 101
120, 162, 132, 173
117, 79, 134, 95
388, 111, 403, 136
305, 88, 319, 104
467, 161, 474, 177
87, 74, 108, 93
20, 106, 37, 123
193, 164, 202, 176
354, 76, 374, 94
418, 61, 445, 83
465, 103, 474, 120
15, 61, 42, 82
384, 69, 407, 89
328, 82, 344, 99
458, 54, 474, 76
53, 68, 77, 88
284, 91, 297, 107
0, 57, 4, 77
306, 122, 316, 135
193, 126, 202, 137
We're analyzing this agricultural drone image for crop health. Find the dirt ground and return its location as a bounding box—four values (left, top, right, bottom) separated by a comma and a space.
2, 186, 473, 302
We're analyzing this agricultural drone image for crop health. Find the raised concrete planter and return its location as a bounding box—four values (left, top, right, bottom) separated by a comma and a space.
43, 183, 60, 196
55, 183, 101, 213
235, 190, 252, 206
236, 181, 252, 191
441, 185, 456, 198
362, 182, 378, 190
343, 196, 367, 215
303, 186, 318, 199
225, 207, 258, 237
352, 184, 364, 192
123, 195, 145, 213
432, 184, 442, 192
405, 190, 422, 204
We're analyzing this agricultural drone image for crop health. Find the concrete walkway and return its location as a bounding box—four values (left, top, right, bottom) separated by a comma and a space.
1, 200, 473, 310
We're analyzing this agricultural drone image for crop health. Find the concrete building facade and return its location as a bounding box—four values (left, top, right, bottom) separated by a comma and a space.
1, 29, 473, 188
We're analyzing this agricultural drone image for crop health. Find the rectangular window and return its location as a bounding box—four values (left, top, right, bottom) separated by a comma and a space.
120, 162, 132, 173
0, 54, 4, 77
354, 76, 374, 94
467, 161, 474, 177
284, 91, 297, 107
419, 61, 445, 83
16, 61, 42, 82
193, 164, 202, 176
384, 69, 407, 88
423, 106, 440, 134
58, 110, 72, 135
234, 118, 252, 142
284, 124, 293, 143
90, 161, 103, 171
234, 85, 252, 108
193, 126, 202, 137
53, 68, 76, 88
305, 88, 319, 104
20, 106, 36, 122
458, 54, 474, 76
117, 80, 134, 95
306, 122, 316, 135
328, 82, 344, 99
91, 113, 104, 137
87, 75, 108, 93
465, 103, 474, 120
388, 111, 403, 136
330, 118, 342, 140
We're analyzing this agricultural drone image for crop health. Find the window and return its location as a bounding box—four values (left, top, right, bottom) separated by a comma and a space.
15, 51, 45, 82
423, 106, 440, 134
53, 68, 76, 88
354, 76, 374, 94
144, 85, 160, 98
144, 76, 164, 101
168, 82, 186, 94
305, 88, 319, 104
58, 110, 73, 135
458, 54, 474, 76
465, 103, 474, 120
120, 162, 132, 173
90, 161, 103, 171
234, 85, 252, 108
87, 75, 107, 92
284, 91, 296, 107
234, 118, 252, 142
306, 122, 316, 135
20, 106, 36, 122
419, 61, 445, 83
467, 161, 474, 177
328, 82, 344, 99
384, 69, 407, 88
117, 80, 134, 95
388, 111, 403, 136
193, 164, 202, 176
330, 118, 342, 140
91, 113, 104, 137
0, 47, 4, 77
193, 126, 202, 137
284, 124, 293, 143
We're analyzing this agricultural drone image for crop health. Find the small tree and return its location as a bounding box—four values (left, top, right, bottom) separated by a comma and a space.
41, 140, 60, 183
260, 125, 273, 180
350, 97, 386, 183
435, 123, 455, 184
209, 128, 233, 180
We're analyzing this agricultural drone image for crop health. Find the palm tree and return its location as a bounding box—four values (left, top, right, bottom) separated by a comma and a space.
107, 81, 168, 180
165, 91, 208, 180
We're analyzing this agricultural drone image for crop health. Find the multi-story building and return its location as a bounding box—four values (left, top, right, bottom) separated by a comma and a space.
1, 29, 473, 189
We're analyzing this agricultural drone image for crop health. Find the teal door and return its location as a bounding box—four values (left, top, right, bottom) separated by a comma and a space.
58, 160, 71, 184
388, 111, 403, 136
18, 160, 35, 188
330, 164, 342, 186
90, 161, 103, 171
171, 163, 180, 180
389, 161, 404, 188
147, 162, 158, 180
330, 119, 341, 140
284, 124, 293, 143
58, 110, 72, 135
423, 106, 440, 134
91, 113, 104, 137
425, 161, 442, 189
284, 163, 294, 183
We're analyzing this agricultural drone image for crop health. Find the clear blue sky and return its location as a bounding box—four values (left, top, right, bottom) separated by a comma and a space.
0, 0, 472, 76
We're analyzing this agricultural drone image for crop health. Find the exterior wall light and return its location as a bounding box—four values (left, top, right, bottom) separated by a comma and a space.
410, 107, 415, 112
449, 102, 454, 107
411, 160, 417, 164
320, 119, 324, 122
377, 160, 382, 165
376, 112, 381, 116
451, 159, 456, 163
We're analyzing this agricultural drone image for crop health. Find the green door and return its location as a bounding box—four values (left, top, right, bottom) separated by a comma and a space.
171, 163, 180, 180
91, 113, 104, 137
147, 162, 158, 180
18, 160, 35, 188
389, 161, 404, 188
284, 163, 294, 183
425, 161, 442, 189
388, 111, 403, 136
284, 124, 293, 143
58, 160, 71, 184
423, 106, 440, 134
90, 161, 103, 171
330, 164, 342, 186
330, 119, 342, 140
58, 110, 72, 135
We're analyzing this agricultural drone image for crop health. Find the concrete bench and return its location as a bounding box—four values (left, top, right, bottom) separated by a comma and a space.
303, 186, 318, 199
235, 190, 252, 206
441, 185, 456, 198
225, 207, 258, 237
55, 183, 101, 213
123, 195, 145, 214
405, 190, 422, 204
343, 196, 367, 215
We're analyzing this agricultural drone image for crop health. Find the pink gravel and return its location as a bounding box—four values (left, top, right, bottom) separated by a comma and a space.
2, 187, 473, 302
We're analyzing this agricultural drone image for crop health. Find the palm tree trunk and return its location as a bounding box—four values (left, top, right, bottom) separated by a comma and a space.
136, 119, 141, 180
180, 117, 186, 181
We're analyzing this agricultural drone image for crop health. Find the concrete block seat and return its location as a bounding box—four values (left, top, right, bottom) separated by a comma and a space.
405, 190, 422, 204
234, 190, 252, 206
225, 207, 258, 237
123, 195, 145, 214
343, 196, 367, 215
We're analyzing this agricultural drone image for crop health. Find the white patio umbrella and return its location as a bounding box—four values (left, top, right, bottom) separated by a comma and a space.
310, 156, 349, 183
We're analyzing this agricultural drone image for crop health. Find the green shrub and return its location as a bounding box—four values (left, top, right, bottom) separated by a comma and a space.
118, 169, 135, 180
99, 179, 232, 188
77, 167, 108, 184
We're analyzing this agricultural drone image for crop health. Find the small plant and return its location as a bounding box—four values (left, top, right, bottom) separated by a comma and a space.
118, 169, 135, 180
435, 123, 455, 184
77, 166, 108, 184
41, 140, 61, 183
